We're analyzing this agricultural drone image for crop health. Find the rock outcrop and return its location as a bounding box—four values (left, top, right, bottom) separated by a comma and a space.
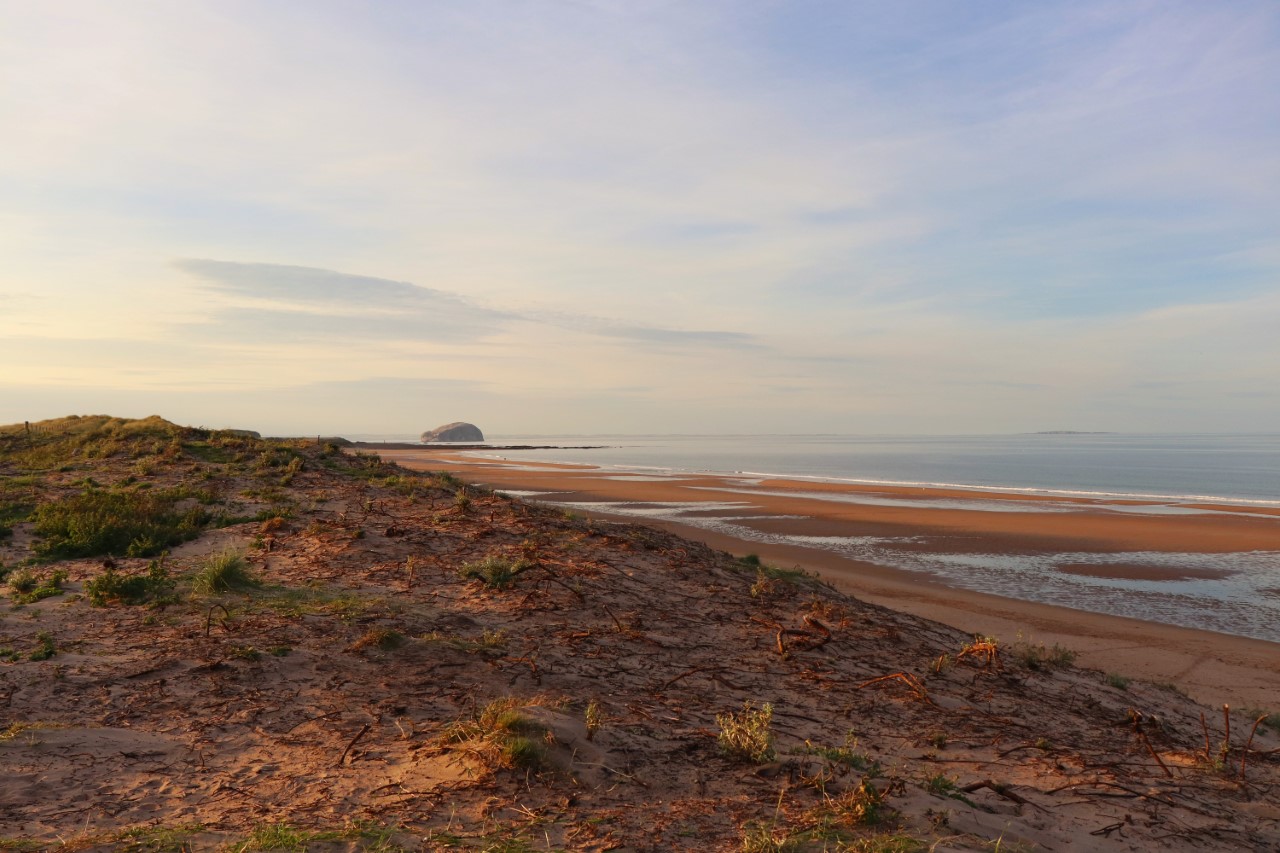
420, 421, 484, 443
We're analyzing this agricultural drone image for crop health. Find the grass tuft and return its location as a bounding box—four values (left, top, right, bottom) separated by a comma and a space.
190, 550, 258, 594
458, 554, 530, 589
717, 701, 775, 763
1012, 641, 1076, 671
441, 697, 550, 772
350, 627, 407, 652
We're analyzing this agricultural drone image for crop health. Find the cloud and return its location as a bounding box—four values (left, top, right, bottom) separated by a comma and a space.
174, 259, 509, 344
175, 259, 761, 351
590, 325, 759, 348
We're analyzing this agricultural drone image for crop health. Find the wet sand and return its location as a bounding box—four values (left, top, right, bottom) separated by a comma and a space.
378, 449, 1280, 709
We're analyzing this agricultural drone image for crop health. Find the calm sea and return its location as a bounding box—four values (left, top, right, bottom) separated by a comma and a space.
427, 433, 1280, 506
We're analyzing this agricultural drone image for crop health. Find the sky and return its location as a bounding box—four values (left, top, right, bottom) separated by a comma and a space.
2, 0, 1278, 436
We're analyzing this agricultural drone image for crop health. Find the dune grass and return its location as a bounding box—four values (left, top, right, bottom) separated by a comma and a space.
190, 550, 258, 594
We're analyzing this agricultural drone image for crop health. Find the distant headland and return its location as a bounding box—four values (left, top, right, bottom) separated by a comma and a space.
1030, 430, 1114, 435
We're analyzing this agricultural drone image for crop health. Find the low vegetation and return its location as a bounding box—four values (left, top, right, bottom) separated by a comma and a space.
0, 499, 32, 540
85, 559, 176, 606
716, 700, 775, 763
457, 554, 531, 589
6, 568, 68, 604
441, 697, 550, 772
31, 487, 209, 558
190, 549, 258, 594
1011, 640, 1077, 671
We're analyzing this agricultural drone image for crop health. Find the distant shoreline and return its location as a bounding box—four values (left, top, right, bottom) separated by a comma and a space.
338, 440, 608, 451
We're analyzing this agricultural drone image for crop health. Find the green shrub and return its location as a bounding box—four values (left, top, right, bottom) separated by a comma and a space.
85, 560, 175, 606
0, 500, 33, 540
32, 488, 209, 558
190, 550, 258, 594
29, 631, 56, 661
7, 569, 37, 595
8, 569, 67, 604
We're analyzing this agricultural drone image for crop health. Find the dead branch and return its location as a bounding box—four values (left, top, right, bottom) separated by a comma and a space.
204, 604, 230, 637
960, 779, 1048, 811
283, 709, 345, 735
337, 723, 372, 766
1091, 822, 1126, 837
660, 665, 720, 691
855, 672, 931, 703
801, 614, 831, 640
956, 639, 1001, 669
1241, 715, 1267, 780
1129, 708, 1174, 778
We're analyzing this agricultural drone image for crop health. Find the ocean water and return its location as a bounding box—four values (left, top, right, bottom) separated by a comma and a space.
467, 433, 1280, 506
450, 433, 1280, 642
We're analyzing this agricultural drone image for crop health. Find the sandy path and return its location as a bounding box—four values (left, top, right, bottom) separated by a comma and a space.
379, 449, 1280, 710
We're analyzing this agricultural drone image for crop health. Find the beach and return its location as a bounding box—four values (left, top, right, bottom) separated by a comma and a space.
11, 417, 1280, 850
379, 448, 1280, 709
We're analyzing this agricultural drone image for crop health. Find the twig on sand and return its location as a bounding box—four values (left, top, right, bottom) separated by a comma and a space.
601, 603, 626, 633
1129, 709, 1174, 778
337, 723, 372, 766
283, 709, 345, 734
856, 672, 931, 703
660, 665, 720, 691
960, 778, 1048, 812
205, 604, 230, 637
1241, 714, 1268, 779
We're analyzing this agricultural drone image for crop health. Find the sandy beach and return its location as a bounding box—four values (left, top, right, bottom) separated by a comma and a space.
380, 448, 1280, 709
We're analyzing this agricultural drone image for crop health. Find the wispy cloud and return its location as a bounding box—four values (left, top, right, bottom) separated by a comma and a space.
175, 259, 510, 344
174, 259, 761, 351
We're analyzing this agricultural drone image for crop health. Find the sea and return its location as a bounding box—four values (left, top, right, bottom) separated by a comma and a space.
353, 432, 1280, 641
355, 432, 1280, 506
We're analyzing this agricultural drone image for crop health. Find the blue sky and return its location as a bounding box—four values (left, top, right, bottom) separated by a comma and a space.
2, 1, 1277, 435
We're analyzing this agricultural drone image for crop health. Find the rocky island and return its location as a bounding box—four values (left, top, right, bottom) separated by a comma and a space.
420, 421, 484, 443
